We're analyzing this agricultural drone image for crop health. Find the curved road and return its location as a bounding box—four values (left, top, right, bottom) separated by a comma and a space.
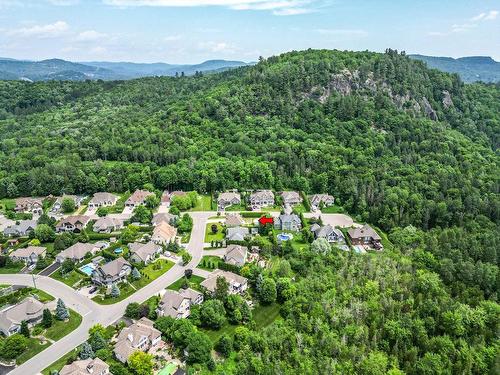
0, 211, 214, 375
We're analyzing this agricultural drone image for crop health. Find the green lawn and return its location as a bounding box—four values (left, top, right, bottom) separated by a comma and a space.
167, 275, 205, 291
180, 231, 191, 243
190, 195, 213, 211
204, 222, 225, 242
320, 204, 345, 213
224, 204, 247, 212
16, 338, 51, 365
0, 263, 24, 274
92, 259, 174, 305
51, 269, 87, 288
41, 349, 77, 375
292, 203, 308, 213
198, 256, 222, 271
0, 198, 15, 213
275, 230, 308, 252
44, 309, 82, 341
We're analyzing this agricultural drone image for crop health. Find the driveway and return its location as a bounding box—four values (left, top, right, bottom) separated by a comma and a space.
2, 210, 215, 375
38, 262, 60, 276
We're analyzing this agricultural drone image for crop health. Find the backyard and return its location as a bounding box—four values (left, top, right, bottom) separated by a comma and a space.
204, 222, 225, 242
189, 194, 213, 211
198, 256, 223, 271
51, 269, 88, 288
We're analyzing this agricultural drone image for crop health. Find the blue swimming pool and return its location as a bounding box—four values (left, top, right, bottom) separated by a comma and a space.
277, 233, 293, 242
114, 248, 123, 254
79, 263, 96, 276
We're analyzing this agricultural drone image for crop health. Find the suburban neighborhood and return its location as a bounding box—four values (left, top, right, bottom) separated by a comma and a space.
0, 188, 385, 375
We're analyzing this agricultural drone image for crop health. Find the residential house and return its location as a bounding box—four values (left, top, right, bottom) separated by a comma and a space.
15, 197, 43, 215
249, 190, 274, 210
156, 288, 203, 319
91, 257, 132, 285
347, 224, 383, 250
224, 244, 247, 267
93, 216, 124, 233
56, 215, 90, 233
226, 226, 249, 242
0, 297, 47, 336
201, 269, 248, 295
151, 221, 177, 245
275, 214, 302, 231
60, 358, 110, 375
129, 242, 162, 264
125, 190, 155, 208
152, 212, 178, 226
310, 224, 344, 243
160, 191, 171, 207
113, 317, 162, 363
280, 191, 302, 206
225, 213, 245, 227
217, 192, 241, 210
51, 195, 84, 213
88, 192, 119, 209
9, 246, 46, 264
56, 242, 99, 263
3, 220, 37, 237
309, 194, 334, 210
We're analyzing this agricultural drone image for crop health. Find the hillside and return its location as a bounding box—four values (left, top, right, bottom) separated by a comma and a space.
0, 49, 498, 374
410, 54, 500, 83
0, 57, 251, 81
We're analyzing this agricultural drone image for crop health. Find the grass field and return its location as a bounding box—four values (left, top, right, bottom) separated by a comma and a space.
16, 338, 51, 365
41, 349, 77, 375
189, 195, 213, 211
44, 309, 82, 341
292, 203, 309, 213
51, 269, 87, 288
204, 222, 225, 242
320, 204, 345, 213
198, 256, 222, 271
0, 263, 24, 274
167, 275, 205, 291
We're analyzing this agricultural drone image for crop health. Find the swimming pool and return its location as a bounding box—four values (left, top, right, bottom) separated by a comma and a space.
353, 245, 366, 254
114, 248, 123, 254
277, 233, 293, 242
79, 263, 96, 276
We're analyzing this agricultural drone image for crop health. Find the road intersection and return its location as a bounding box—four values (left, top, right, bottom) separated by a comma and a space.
0, 211, 213, 375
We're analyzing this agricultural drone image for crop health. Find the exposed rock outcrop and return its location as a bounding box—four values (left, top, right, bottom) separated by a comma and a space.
442, 90, 453, 108
421, 97, 438, 121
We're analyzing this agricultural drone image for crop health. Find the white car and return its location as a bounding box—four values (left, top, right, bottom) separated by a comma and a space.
27, 263, 36, 271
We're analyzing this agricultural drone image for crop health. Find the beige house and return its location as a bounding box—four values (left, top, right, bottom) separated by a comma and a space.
249, 190, 274, 209
0, 297, 47, 336
15, 197, 43, 215
224, 244, 248, 267
280, 191, 302, 206
151, 221, 177, 245
201, 269, 248, 295
60, 358, 110, 375
93, 216, 124, 233
88, 192, 119, 209
56, 242, 99, 263
347, 224, 383, 250
156, 288, 203, 319
9, 246, 46, 264
225, 213, 245, 227
217, 191, 241, 210
309, 194, 334, 209
56, 215, 90, 233
114, 317, 162, 363
152, 212, 178, 226
125, 190, 155, 208
129, 242, 162, 264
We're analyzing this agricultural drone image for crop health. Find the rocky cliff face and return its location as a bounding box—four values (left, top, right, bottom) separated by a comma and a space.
307, 69, 453, 121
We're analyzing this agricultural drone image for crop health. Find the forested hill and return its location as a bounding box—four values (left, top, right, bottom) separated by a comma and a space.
0, 49, 499, 373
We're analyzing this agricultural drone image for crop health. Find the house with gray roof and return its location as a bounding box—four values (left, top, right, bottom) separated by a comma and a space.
217, 191, 241, 210
114, 317, 162, 363
9, 246, 46, 264
280, 191, 302, 206
0, 297, 47, 336
56, 215, 90, 233
347, 224, 383, 250
152, 212, 178, 226
156, 288, 203, 319
275, 214, 302, 231
93, 216, 124, 233
226, 226, 249, 242
3, 220, 37, 237
56, 242, 99, 263
310, 224, 344, 243
91, 257, 132, 285
309, 194, 335, 210
88, 192, 119, 209
224, 244, 248, 267
15, 197, 43, 215
60, 358, 110, 375
129, 242, 162, 264
201, 269, 248, 295
125, 190, 155, 208
249, 190, 274, 210
225, 213, 245, 227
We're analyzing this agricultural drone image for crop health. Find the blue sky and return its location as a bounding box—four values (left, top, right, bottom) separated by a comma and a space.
0, 0, 499, 63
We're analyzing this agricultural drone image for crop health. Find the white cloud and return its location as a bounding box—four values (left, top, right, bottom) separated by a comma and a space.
471, 10, 498, 21
8, 20, 69, 38
47, 0, 80, 5
75, 30, 108, 41
103, 0, 326, 15
315, 28, 368, 36
198, 40, 236, 53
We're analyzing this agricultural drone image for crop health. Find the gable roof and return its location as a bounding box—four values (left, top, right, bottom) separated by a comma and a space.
224, 244, 247, 266
10, 246, 46, 258
58, 242, 96, 260
200, 269, 248, 292
152, 212, 177, 226
60, 358, 109, 375
280, 191, 301, 201
226, 226, 248, 241
129, 242, 161, 261
277, 214, 301, 225
93, 216, 123, 231
218, 192, 241, 203
249, 190, 274, 201
347, 224, 381, 241
0, 297, 45, 333
3, 220, 37, 235
57, 215, 90, 227
89, 192, 118, 205
126, 190, 154, 205
98, 257, 131, 277
225, 213, 245, 227
114, 317, 161, 361
158, 290, 189, 318
152, 221, 177, 241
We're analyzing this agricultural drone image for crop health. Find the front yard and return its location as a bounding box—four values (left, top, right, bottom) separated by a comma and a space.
167, 275, 205, 291
189, 195, 213, 211
92, 259, 174, 304
43, 309, 82, 341
198, 256, 223, 271
204, 222, 225, 242
51, 269, 88, 288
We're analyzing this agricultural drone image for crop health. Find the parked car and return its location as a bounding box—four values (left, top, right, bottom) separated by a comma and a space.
89, 286, 98, 294
28, 263, 36, 271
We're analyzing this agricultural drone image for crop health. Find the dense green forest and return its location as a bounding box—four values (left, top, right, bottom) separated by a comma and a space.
0, 49, 499, 374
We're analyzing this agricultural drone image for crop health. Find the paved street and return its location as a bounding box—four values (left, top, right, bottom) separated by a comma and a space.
0, 211, 214, 375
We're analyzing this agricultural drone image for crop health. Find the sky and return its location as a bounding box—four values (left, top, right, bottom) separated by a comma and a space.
0, 0, 499, 64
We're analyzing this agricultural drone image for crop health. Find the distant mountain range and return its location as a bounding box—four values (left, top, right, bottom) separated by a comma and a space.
0, 58, 253, 82
409, 55, 500, 83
